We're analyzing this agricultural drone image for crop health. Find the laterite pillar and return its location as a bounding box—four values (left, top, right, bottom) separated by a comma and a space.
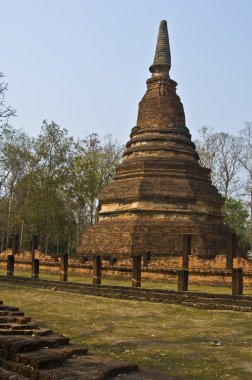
178, 269, 189, 291
93, 255, 102, 285
232, 268, 243, 296
226, 233, 236, 270
132, 255, 141, 288
7, 255, 14, 276
31, 259, 39, 279
60, 253, 68, 282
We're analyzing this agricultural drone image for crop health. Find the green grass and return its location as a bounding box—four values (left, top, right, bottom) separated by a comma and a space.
0, 282, 252, 380
0, 267, 251, 295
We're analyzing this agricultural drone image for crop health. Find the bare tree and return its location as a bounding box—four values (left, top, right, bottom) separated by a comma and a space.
0, 72, 16, 136
0, 72, 17, 194
239, 122, 252, 247
239, 122, 252, 186
195, 127, 243, 199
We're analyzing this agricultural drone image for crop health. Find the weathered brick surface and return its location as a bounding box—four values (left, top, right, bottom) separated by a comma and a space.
78, 21, 230, 259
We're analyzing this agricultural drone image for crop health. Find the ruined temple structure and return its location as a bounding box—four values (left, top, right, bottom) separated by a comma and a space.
78, 20, 230, 259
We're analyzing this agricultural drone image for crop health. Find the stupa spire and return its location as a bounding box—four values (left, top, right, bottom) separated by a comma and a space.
78, 21, 229, 261
149, 20, 171, 75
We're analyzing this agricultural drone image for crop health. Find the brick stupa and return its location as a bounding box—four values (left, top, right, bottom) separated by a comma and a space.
78, 21, 229, 258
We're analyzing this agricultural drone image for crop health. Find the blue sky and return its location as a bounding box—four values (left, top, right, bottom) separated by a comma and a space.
1, 0, 252, 144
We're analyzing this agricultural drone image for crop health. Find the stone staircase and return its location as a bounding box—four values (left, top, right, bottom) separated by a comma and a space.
0, 300, 141, 379
0, 299, 175, 379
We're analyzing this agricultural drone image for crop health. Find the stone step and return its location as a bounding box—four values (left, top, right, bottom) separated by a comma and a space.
0, 305, 19, 312
14, 316, 31, 324
0, 310, 25, 317
0, 312, 8, 316
0, 316, 16, 323
0, 334, 70, 353
36, 355, 138, 380
0, 322, 39, 331
9, 323, 38, 331
10, 312, 25, 317
0, 354, 138, 380
0, 366, 29, 379
0, 316, 31, 324
0, 356, 35, 378
30, 328, 52, 336
0, 328, 53, 337
16, 344, 89, 369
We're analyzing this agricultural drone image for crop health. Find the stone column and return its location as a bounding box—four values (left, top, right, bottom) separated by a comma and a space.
12, 235, 19, 255
7, 255, 14, 276
31, 259, 39, 279
182, 235, 192, 269
31, 235, 39, 260
226, 233, 236, 270
60, 253, 68, 282
132, 255, 141, 288
93, 255, 102, 285
178, 269, 189, 291
232, 268, 243, 296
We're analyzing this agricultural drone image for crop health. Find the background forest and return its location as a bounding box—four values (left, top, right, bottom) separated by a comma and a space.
0, 73, 252, 255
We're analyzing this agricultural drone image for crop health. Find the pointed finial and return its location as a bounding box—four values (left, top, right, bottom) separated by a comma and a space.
149, 20, 171, 76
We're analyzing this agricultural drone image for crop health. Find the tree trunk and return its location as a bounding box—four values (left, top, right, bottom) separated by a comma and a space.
1, 229, 5, 252
20, 220, 24, 251
6, 186, 13, 247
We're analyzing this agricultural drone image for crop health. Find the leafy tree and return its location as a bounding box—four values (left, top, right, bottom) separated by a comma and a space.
223, 198, 250, 251
0, 117, 123, 254
70, 134, 123, 235
0, 128, 32, 248
28, 120, 76, 252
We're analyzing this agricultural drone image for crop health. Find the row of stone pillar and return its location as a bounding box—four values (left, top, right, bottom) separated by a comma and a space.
6, 255, 67, 280
182, 233, 236, 270
131, 256, 243, 296
177, 268, 243, 296
93, 255, 142, 288
6, 253, 243, 296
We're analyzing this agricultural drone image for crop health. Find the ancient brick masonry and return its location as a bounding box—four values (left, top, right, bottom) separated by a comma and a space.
78, 20, 230, 258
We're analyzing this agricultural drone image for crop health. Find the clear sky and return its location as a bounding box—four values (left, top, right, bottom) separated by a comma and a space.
1, 0, 252, 144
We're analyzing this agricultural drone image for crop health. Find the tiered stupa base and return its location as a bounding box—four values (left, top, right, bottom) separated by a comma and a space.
78, 20, 231, 259
78, 218, 229, 258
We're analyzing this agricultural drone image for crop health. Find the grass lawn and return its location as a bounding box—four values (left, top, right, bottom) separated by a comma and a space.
0, 267, 251, 295
0, 282, 251, 380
